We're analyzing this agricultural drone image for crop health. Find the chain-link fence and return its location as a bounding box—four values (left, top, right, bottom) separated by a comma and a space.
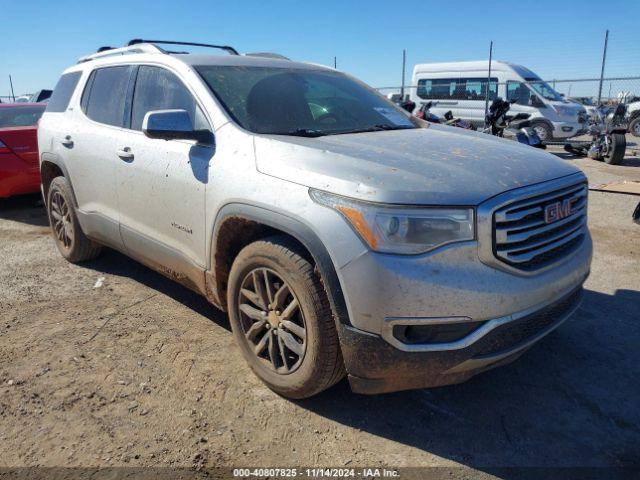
0, 94, 34, 103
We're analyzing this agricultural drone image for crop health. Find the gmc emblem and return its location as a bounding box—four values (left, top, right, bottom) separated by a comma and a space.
544, 198, 577, 224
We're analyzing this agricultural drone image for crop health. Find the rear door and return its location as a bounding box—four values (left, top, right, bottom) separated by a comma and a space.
68, 65, 134, 248
115, 65, 214, 284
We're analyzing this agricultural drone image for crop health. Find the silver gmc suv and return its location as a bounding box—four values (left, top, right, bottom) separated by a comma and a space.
38, 40, 592, 398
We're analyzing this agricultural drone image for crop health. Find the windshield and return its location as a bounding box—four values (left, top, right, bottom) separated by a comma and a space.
524, 77, 564, 102
0, 105, 45, 128
196, 66, 418, 136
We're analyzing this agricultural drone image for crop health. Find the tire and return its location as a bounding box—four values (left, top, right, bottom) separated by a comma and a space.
629, 116, 640, 138
227, 236, 345, 399
531, 121, 553, 142
46, 176, 102, 263
603, 133, 626, 165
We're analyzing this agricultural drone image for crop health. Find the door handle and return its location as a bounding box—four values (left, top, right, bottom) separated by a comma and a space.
61, 135, 74, 147
116, 147, 134, 161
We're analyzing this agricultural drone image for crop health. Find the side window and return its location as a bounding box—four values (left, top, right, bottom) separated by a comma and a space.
46, 72, 82, 112
130, 66, 210, 132
507, 81, 533, 106
461, 78, 498, 101
82, 66, 131, 127
416, 79, 458, 100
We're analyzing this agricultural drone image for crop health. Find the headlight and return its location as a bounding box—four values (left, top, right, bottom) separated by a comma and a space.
310, 189, 474, 254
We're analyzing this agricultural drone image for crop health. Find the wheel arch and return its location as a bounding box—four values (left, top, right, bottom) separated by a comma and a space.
530, 118, 554, 134
207, 203, 351, 328
40, 153, 78, 207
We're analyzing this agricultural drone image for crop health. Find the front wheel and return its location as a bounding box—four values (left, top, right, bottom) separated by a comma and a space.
227, 236, 345, 399
531, 121, 553, 142
603, 133, 626, 165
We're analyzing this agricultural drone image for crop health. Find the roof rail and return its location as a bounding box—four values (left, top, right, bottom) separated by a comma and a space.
245, 52, 290, 61
127, 39, 239, 56
77, 43, 163, 63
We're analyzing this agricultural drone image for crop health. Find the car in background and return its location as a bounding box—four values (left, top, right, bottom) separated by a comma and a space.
0, 103, 46, 197
568, 97, 599, 122
628, 100, 640, 138
29, 89, 53, 103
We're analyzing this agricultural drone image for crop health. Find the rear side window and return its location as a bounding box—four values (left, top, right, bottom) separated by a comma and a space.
45, 72, 82, 112
0, 106, 45, 127
130, 66, 209, 131
417, 77, 498, 101
82, 66, 132, 127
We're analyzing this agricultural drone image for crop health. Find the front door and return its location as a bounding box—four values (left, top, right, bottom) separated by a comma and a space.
115, 65, 214, 288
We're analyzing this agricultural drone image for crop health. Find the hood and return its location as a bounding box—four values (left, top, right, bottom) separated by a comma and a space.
254, 124, 581, 206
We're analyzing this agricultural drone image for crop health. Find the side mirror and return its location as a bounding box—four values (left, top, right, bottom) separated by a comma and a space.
143, 109, 213, 144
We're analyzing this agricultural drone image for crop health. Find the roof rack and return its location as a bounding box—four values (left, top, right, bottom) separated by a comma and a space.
77, 43, 163, 63
127, 39, 239, 56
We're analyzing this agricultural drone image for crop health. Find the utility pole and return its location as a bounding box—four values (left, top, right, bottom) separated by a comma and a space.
400, 49, 406, 101
333, 56, 337, 69
597, 29, 609, 106
484, 41, 493, 119
9, 75, 15, 102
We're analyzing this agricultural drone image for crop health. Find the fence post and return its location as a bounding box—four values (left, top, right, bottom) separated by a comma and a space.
400, 49, 406, 101
9, 75, 15, 102
597, 30, 609, 105
484, 41, 493, 120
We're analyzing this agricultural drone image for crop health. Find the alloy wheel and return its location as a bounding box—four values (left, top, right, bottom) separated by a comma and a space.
50, 191, 74, 250
533, 125, 549, 141
237, 267, 307, 374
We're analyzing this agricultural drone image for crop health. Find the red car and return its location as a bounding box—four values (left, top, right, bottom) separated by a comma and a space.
0, 103, 46, 197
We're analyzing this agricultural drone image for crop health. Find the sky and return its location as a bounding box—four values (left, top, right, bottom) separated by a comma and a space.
1, 0, 639, 98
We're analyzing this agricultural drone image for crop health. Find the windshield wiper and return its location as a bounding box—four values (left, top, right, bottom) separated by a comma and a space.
332, 124, 415, 135
273, 128, 327, 138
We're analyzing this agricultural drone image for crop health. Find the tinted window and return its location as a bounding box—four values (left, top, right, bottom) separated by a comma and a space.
507, 81, 535, 106
196, 65, 417, 135
46, 72, 81, 112
417, 77, 497, 101
0, 106, 46, 127
82, 66, 131, 127
131, 66, 209, 131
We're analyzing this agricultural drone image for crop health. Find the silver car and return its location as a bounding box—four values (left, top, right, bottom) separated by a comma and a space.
37, 40, 592, 398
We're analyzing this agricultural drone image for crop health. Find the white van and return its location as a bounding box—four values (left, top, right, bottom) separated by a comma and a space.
410, 60, 587, 141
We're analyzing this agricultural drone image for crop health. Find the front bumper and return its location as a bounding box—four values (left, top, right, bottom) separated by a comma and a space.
341, 286, 584, 394
334, 173, 592, 393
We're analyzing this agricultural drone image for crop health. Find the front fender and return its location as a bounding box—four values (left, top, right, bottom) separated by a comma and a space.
210, 202, 352, 327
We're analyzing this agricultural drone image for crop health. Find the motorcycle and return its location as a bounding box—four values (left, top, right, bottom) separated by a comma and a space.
481, 98, 546, 149
415, 101, 476, 130
563, 103, 627, 165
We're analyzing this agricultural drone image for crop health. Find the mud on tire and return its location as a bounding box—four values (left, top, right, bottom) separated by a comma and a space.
227, 236, 345, 399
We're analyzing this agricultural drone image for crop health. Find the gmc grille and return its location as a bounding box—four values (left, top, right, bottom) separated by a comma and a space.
493, 181, 587, 271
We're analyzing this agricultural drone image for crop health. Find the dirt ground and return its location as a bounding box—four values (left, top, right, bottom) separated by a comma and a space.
1, 141, 639, 477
